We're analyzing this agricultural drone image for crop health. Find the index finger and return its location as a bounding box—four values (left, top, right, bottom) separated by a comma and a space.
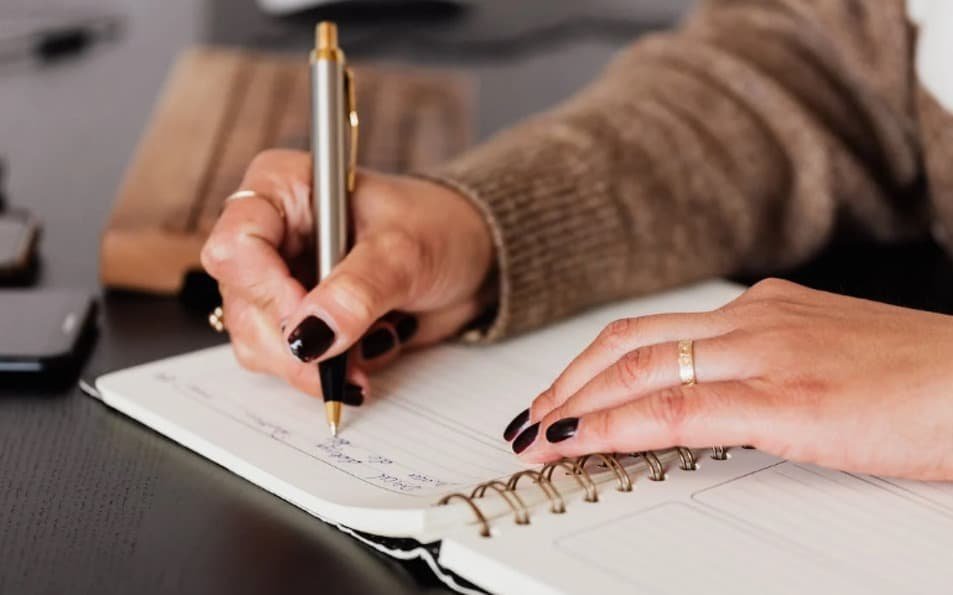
201, 149, 311, 319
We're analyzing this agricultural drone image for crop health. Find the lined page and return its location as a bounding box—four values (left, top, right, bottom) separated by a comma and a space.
692, 461, 953, 591
96, 281, 744, 535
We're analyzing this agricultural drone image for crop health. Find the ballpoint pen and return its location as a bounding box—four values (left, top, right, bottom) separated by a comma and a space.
311, 21, 359, 436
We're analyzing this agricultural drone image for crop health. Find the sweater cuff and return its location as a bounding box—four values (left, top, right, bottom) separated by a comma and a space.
417, 124, 630, 342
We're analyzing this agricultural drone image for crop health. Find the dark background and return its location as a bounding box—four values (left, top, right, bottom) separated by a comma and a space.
1, 1, 951, 594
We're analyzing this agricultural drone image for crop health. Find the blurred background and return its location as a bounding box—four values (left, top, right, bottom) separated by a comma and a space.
0, 0, 691, 290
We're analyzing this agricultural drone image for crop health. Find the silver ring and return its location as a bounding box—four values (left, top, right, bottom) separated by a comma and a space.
677, 339, 696, 386
225, 189, 285, 219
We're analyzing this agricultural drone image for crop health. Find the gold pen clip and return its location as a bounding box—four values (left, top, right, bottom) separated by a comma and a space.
345, 67, 359, 193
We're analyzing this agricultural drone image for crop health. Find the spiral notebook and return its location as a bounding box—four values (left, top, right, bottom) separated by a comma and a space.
94, 281, 953, 595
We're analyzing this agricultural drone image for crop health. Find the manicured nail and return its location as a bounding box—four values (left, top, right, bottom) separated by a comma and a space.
287, 316, 336, 362
546, 417, 579, 443
343, 382, 364, 407
394, 315, 419, 343
361, 328, 396, 359
503, 408, 530, 441
512, 422, 540, 454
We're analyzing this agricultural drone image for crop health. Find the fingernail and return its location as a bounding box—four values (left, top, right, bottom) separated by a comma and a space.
394, 315, 419, 343
361, 328, 396, 359
512, 422, 540, 454
287, 316, 336, 362
343, 382, 364, 407
503, 408, 530, 441
545, 417, 579, 443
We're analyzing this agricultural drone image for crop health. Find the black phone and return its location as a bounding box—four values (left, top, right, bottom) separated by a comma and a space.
0, 288, 97, 377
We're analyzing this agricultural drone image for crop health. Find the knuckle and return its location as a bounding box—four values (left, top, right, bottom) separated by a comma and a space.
200, 235, 234, 276
328, 270, 382, 323
616, 348, 649, 392
748, 277, 794, 297
599, 317, 638, 353
248, 148, 289, 171
530, 387, 559, 422
647, 387, 690, 441
372, 231, 427, 293
588, 411, 618, 450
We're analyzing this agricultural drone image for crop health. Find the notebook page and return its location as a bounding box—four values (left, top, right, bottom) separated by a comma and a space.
439, 448, 953, 595
96, 280, 744, 538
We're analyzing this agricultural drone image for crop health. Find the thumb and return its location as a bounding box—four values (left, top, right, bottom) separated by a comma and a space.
283, 231, 424, 363
517, 381, 769, 463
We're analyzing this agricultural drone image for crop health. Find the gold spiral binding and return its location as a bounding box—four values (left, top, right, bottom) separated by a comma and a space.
437, 493, 491, 537
506, 470, 566, 514
437, 447, 733, 538
675, 447, 697, 470
541, 460, 599, 503
471, 480, 530, 525
576, 453, 632, 492
634, 451, 666, 481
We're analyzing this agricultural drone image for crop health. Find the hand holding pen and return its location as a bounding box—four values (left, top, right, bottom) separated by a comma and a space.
201, 100, 496, 433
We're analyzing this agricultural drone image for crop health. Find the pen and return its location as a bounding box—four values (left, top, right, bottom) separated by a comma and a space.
311, 22, 358, 436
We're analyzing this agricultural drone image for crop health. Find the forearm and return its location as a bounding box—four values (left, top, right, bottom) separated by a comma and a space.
426, 0, 923, 340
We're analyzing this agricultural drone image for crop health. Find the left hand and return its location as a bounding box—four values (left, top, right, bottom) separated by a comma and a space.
504, 279, 953, 481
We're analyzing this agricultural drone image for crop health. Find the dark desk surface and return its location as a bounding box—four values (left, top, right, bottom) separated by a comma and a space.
2, 1, 953, 594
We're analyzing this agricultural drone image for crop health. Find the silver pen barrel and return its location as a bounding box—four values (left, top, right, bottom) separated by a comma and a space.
311, 23, 347, 282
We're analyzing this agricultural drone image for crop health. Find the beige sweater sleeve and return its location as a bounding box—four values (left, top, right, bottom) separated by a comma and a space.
425, 0, 928, 341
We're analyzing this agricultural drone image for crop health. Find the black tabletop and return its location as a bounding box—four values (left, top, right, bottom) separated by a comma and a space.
3, 1, 952, 594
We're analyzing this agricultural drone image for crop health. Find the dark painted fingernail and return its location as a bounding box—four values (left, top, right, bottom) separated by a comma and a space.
343, 382, 364, 407
503, 408, 530, 441
362, 328, 396, 359
287, 316, 336, 362
546, 417, 579, 443
512, 422, 540, 454
394, 315, 419, 343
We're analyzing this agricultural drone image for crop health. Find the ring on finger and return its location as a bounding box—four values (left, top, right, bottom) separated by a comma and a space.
677, 339, 696, 386
225, 189, 286, 220
209, 305, 227, 333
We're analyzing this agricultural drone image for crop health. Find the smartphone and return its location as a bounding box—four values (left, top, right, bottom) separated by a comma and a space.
0, 288, 97, 376
0, 210, 40, 282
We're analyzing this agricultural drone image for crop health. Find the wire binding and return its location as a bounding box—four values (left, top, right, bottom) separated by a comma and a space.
576, 453, 632, 492
634, 451, 666, 481
506, 470, 566, 514
541, 460, 599, 503
437, 493, 491, 537
675, 447, 697, 470
438, 447, 733, 538
470, 480, 530, 525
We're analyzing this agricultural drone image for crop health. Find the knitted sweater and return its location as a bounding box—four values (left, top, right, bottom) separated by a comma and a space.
426, 0, 953, 341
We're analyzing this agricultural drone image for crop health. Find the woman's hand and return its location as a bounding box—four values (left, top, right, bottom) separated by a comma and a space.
505, 279, 953, 481
201, 149, 494, 401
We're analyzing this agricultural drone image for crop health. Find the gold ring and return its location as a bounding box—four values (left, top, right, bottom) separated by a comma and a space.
677, 339, 696, 386
208, 306, 226, 333
225, 189, 285, 219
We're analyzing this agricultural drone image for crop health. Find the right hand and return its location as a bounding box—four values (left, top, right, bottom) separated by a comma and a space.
201, 149, 495, 401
